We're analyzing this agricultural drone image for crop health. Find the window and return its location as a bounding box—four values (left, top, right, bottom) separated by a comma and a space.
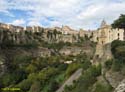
118, 33, 120, 36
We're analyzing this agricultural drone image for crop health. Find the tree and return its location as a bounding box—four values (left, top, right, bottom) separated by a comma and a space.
94, 83, 113, 92
26, 64, 37, 73
17, 79, 32, 91
48, 80, 59, 92
65, 63, 80, 78
112, 14, 125, 29
53, 29, 57, 39
111, 40, 125, 62
29, 81, 41, 92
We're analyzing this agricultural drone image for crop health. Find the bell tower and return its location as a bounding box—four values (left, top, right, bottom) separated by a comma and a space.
100, 20, 107, 28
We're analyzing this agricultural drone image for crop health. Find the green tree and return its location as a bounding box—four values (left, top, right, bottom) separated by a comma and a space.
94, 83, 113, 92
112, 14, 125, 29
48, 80, 59, 92
104, 59, 113, 70
17, 79, 32, 91
26, 64, 37, 73
111, 40, 125, 62
65, 63, 80, 78
112, 59, 122, 71
29, 81, 41, 92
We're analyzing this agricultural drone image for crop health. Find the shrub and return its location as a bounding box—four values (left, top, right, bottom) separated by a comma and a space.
65, 63, 80, 78
111, 40, 125, 61
29, 81, 41, 92
64, 65, 102, 92
48, 80, 59, 92
17, 79, 32, 91
104, 59, 113, 70
94, 83, 113, 92
112, 59, 122, 71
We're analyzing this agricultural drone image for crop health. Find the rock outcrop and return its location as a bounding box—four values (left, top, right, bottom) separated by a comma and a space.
114, 79, 125, 92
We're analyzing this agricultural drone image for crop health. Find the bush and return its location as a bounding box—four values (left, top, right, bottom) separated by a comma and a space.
82, 60, 91, 70
104, 59, 113, 70
48, 80, 59, 92
26, 64, 37, 73
38, 67, 58, 84
115, 46, 125, 61
65, 63, 80, 78
29, 81, 41, 92
94, 83, 113, 92
2, 73, 13, 86
121, 65, 125, 75
64, 65, 102, 92
112, 59, 122, 71
111, 40, 125, 61
17, 79, 32, 91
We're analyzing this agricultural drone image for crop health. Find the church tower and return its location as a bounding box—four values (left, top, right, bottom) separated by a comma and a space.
100, 20, 107, 28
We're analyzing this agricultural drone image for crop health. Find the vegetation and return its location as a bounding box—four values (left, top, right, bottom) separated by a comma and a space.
65, 63, 81, 78
2, 22, 122, 92
112, 14, 125, 30
42, 41, 72, 52
64, 64, 102, 92
105, 40, 125, 74
93, 82, 113, 92
0, 49, 90, 92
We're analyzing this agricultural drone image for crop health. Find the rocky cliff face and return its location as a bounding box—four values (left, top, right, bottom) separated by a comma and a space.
105, 71, 124, 88
0, 55, 5, 76
0, 47, 52, 75
114, 79, 125, 92
0, 28, 80, 46
59, 46, 94, 57
92, 42, 125, 92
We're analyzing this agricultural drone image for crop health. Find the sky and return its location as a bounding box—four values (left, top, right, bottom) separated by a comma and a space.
0, 0, 125, 30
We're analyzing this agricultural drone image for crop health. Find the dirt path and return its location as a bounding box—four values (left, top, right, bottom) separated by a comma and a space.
56, 68, 82, 92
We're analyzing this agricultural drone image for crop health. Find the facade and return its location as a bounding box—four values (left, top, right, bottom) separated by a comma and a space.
90, 20, 125, 59
25, 26, 43, 32
81, 20, 124, 45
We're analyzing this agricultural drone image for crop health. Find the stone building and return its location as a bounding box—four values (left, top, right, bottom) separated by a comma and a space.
61, 26, 79, 35
80, 20, 124, 45
0, 21, 124, 45
25, 26, 43, 32
89, 20, 125, 59
0, 23, 10, 29
92, 20, 124, 45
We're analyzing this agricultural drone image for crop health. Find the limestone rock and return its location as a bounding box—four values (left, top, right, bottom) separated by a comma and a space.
114, 79, 125, 92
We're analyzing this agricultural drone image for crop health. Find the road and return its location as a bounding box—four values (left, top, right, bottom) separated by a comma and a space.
56, 68, 83, 92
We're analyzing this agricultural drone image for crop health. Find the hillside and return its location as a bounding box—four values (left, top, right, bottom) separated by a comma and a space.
63, 40, 125, 92
0, 28, 96, 92
0, 23, 125, 92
